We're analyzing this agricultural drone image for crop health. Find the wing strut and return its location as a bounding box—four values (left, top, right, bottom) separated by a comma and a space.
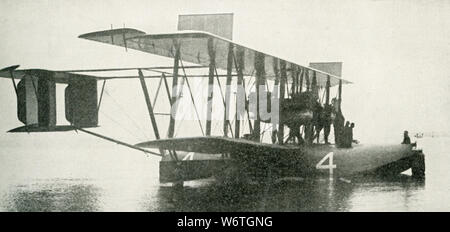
138, 69, 165, 156
278, 60, 287, 144
254, 51, 266, 142
223, 43, 234, 137
272, 58, 280, 144
138, 70, 161, 139
97, 79, 107, 114
0, 65, 20, 96
167, 41, 180, 139
205, 37, 215, 136
232, 48, 246, 138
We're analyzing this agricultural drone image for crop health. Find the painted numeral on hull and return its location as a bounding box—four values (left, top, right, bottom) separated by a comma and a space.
316, 152, 337, 178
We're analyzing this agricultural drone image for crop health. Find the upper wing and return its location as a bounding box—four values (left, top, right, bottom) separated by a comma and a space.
77, 28, 146, 49
135, 136, 300, 155
79, 29, 352, 87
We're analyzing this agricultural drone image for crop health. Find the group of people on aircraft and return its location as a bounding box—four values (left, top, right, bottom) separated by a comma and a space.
328, 98, 356, 148
281, 92, 356, 148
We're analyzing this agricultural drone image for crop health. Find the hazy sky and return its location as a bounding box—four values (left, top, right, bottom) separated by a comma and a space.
0, 0, 449, 145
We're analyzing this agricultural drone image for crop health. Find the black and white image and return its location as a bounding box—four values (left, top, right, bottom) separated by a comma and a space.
0, 0, 449, 212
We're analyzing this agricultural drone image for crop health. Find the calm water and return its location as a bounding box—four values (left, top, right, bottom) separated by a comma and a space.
0, 137, 449, 212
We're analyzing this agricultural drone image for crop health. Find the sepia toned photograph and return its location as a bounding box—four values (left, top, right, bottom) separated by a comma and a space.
0, 0, 449, 213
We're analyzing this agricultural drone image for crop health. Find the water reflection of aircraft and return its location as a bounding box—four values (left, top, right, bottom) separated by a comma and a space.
152, 173, 425, 212
154, 179, 354, 212
0, 13, 425, 187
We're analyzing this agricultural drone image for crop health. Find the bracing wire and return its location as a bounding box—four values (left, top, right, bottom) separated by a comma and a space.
151, 76, 163, 108
213, 66, 234, 137
103, 88, 150, 140
99, 111, 143, 141
178, 58, 205, 136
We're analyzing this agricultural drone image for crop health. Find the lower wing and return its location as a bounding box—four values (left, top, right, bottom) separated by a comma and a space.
135, 136, 299, 155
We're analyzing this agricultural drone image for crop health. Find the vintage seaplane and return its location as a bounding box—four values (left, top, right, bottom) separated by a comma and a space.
0, 13, 424, 186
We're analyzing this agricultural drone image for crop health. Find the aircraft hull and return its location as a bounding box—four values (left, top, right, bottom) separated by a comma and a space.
159, 144, 425, 183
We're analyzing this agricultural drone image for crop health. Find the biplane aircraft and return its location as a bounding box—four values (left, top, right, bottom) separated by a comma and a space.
0, 13, 424, 186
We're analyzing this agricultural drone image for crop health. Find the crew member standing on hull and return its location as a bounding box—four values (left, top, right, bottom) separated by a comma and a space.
402, 130, 411, 144
323, 104, 333, 144
332, 98, 345, 146
342, 121, 351, 148
350, 122, 357, 144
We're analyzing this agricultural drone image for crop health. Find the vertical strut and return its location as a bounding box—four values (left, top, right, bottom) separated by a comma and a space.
305, 69, 310, 91
224, 43, 234, 137
291, 65, 296, 95
205, 38, 215, 136
296, 68, 301, 94
242, 78, 253, 134
278, 60, 287, 144
272, 58, 280, 144
325, 75, 331, 105
299, 68, 304, 93
254, 51, 265, 141
167, 41, 180, 139
312, 71, 318, 98
234, 47, 245, 139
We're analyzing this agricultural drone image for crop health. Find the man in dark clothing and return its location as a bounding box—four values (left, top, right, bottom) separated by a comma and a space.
342, 121, 351, 147
349, 122, 355, 146
286, 126, 303, 145
333, 110, 345, 145
322, 104, 333, 144
402, 130, 411, 144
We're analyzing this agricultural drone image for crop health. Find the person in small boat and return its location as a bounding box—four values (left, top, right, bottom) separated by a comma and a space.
402, 130, 411, 144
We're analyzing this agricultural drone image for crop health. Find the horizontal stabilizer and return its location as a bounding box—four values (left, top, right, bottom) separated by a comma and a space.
135, 136, 299, 155
0, 68, 103, 84
0, 65, 20, 72
7, 125, 84, 133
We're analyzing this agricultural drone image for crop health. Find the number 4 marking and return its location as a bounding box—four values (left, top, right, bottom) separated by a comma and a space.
316, 152, 337, 177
